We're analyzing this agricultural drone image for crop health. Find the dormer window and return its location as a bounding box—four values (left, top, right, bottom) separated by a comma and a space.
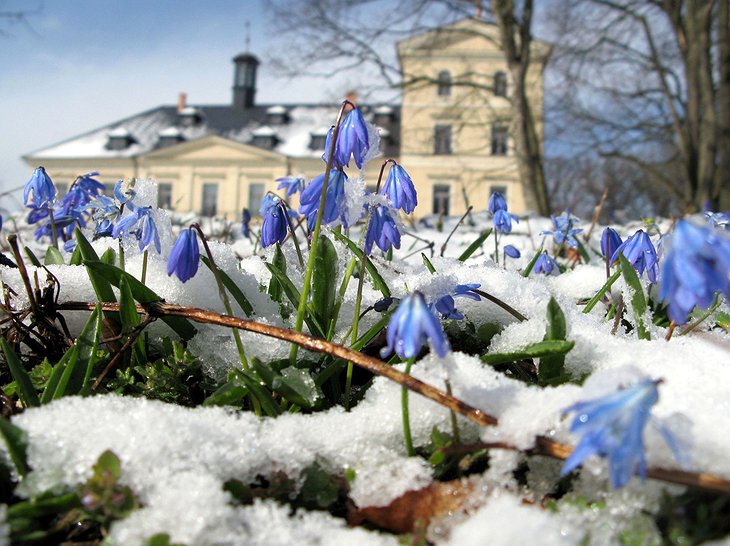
157, 127, 185, 148
437, 70, 452, 96
252, 126, 278, 150
309, 128, 329, 150
494, 71, 508, 97
266, 105, 290, 125
178, 106, 202, 127
373, 105, 395, 126
106, 128, 136, 151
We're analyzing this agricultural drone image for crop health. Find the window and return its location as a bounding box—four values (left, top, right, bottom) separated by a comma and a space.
158, 183, 173, 209
309, 132, 328, 150
248, 183, 265, 215
202, 183, 218, 216
434, 125, 452, 155
491, 125, 509, 155
437, 70, 452, 96
432, 184, 450, 216
494, 71, 508, 97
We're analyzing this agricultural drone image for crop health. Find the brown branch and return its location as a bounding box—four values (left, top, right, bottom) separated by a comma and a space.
57, 300, 730, 496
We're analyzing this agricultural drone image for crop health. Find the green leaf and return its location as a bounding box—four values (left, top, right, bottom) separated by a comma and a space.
40, 347, 76, 404
311, 235, 338, 334
47, 347, 80, 401
275, 367, 321, 408
0, 417, 30, 476
458, 228, 493, 261
75, 228, 118, 305
201, 256, 254, 317
332, 231, 391, 297
203, 374, 250, 407
23, 247, 42, 267
539, 297, 569, 386
481, 339, 575, 366
583, 268, 621, 314
0, 338, 39, 408
617, 252, 651, 340
119, 276, 146, 367
83, 261, 197, 341
350, 312, 391, 351
54, 305, 103, 398
422, 253, 436, 274
235, 369, 282, 417
93, 449, 122, 482
522, 246, 543, 277
300, 462, 339, 509
69, 244, 83, 265
7, 491, 80, 519
43, 246, 65, 265
265, 262, 326, 338
100, 247, 117, 266
267, 243, 286, 303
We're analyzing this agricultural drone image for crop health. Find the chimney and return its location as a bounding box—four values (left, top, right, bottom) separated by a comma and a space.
232, 53, 260, 110
177, 93, 187, 112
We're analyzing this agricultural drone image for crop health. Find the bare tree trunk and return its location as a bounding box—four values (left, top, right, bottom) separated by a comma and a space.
716, 0, 730, 209
493, 0, 551, 215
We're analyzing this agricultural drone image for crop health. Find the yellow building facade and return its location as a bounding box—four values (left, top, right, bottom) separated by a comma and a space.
24, 17, 547, 219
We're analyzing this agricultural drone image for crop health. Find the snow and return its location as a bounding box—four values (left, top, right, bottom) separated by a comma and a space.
2, 180, 730, 544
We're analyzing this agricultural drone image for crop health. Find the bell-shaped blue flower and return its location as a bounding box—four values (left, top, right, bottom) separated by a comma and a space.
381, 164, 417, 214
381, 292, 450, 359
562, 378, 671, 489
322, 108, 370, 169
504, 244, 520, 259
488, 192, 508, 215
432, 284, 481, 320
112, 205, 161, 253
276, 176, 304, 198
600, 227, 623, 259
542, 211, 583, 248
261, 198, 289, 248
299, 169, 348, 228
364, 205, 401, 255
493, 209, 519, 234
241, 208, 252, 238
659, 219, 730, 324
167, 228, 200, 283
610, 229, 659, 283
24, 167, 57, 209
533, 251, 560, 275
74, 172, 105, 197
705, 211, 730, 230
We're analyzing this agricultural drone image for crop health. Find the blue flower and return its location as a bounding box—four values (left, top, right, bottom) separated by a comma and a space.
74, 172, 105, 197
167, 228, 200, 282
600, 227, 623, 259
488, 192, 508, 215
493, 209, 519, 234
114, 180, 135, 205
365, 205, 401, 255
705, 211, 730, 230
299, 169, 348, 228
610, 229, 659, 283
561, 378, 665, 488
112, 205, 161, 253
659, 220, 730, 324
533, 251, 560, 275
432, 284, 481, 320
322, 108, 370, 169
381, 292, 450, 359
24, 167, 57, 209
89, 194, 120, 238
261, 199, 289, 248
542, 211, 583, 248
381, 164, 417, 214
241, 208, 252, 238
504, 244, 520, 259
276, 176, 304, 198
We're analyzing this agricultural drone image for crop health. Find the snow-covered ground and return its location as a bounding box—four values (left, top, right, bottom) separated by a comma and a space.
1, 180, 729, 545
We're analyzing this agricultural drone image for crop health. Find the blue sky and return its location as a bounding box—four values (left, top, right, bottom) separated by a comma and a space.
0, 0, 346, 209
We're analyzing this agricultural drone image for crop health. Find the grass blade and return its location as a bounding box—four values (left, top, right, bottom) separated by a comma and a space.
201, 256, 255, 317
1, 338, 39, 408
458, 229, 493, 261
332, 231, 391, 297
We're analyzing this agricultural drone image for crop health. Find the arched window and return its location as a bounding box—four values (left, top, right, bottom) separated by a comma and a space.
437, 70, 452, 96
494, 71, 508, 97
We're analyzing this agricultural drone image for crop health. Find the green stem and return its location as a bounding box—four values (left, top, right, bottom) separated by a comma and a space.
494, 231, 499, 266
402, 357, 416, 457
445, 379, 461, 444
140, 250, 148, 284
680, 295, 723, 336
119, 244, 125, 271
49, 205, 58, 249
282, 201, 305, 269
290, 101, 353, 364
583, 268, 621, 314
